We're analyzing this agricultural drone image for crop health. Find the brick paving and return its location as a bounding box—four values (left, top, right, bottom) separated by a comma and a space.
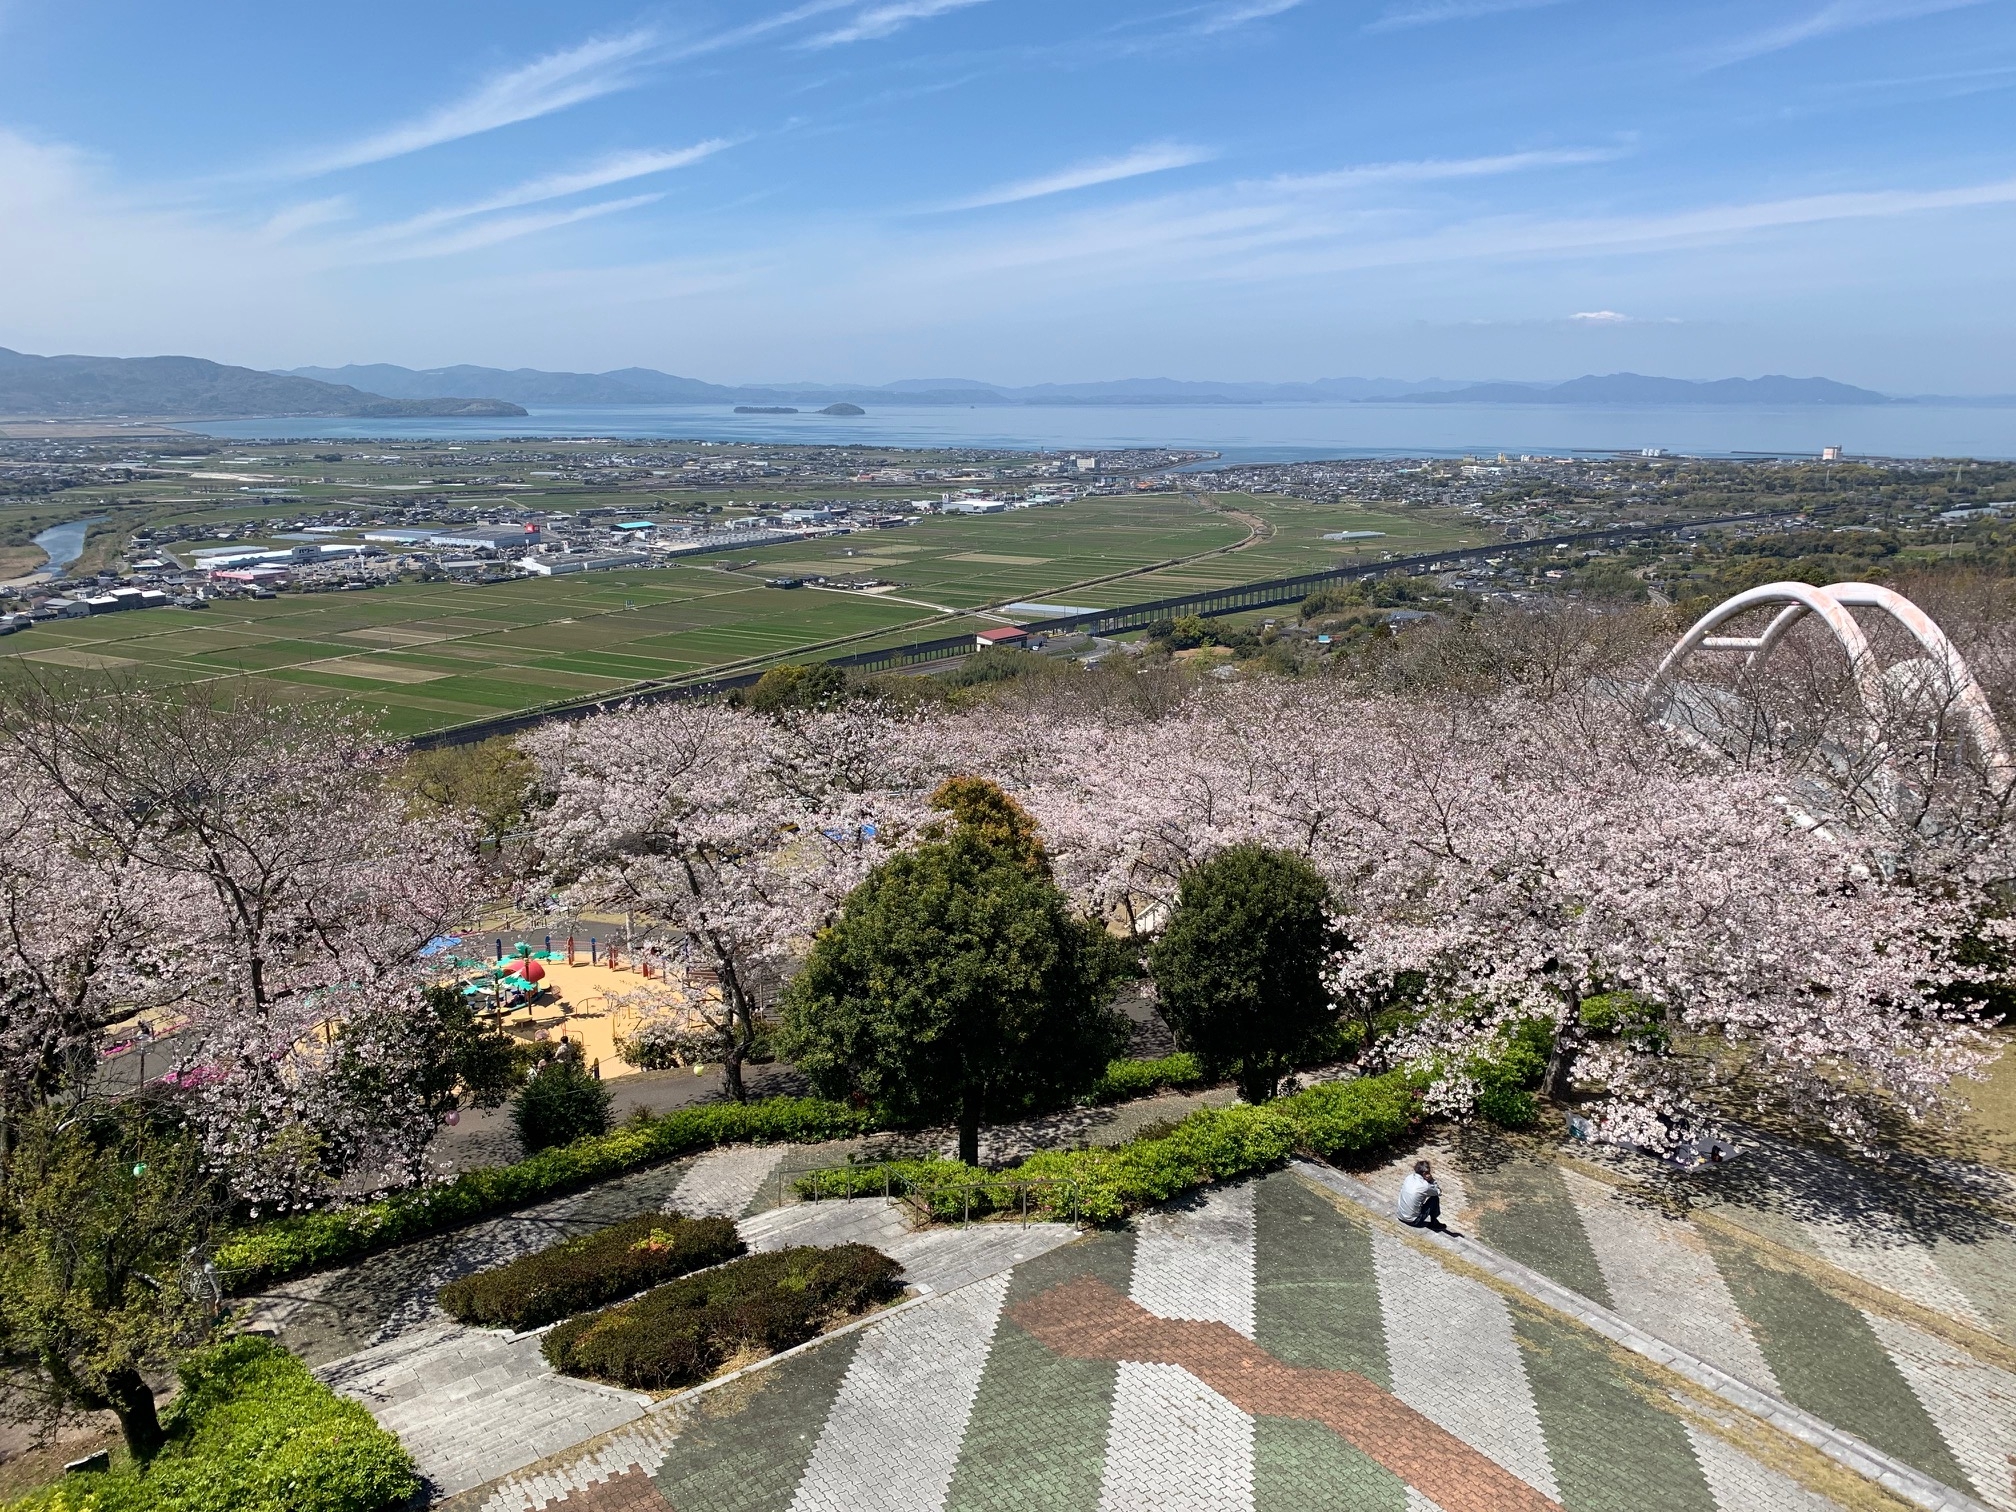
440, 1169, 1962, 1512
271, 1088, 2016, 1512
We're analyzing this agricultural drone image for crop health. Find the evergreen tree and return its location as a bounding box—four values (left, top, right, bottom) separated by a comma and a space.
1149, 844, 1339, 1102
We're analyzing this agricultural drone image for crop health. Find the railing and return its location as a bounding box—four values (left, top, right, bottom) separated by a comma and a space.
788, 1163, 1089, 1227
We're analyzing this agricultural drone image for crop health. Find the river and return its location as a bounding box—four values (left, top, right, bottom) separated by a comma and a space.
27, 516, 101, 577
185, 400, 2016, 462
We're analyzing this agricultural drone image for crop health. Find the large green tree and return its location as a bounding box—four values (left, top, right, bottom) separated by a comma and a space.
779, 782, 1125, 1165
1149, 844, 1339, 1103
0, 1105, 224, 1462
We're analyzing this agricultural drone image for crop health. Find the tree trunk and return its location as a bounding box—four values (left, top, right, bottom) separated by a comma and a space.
105, 1369, 164, 1463
958, 1094, 981, 1168
722, 1035, 747, 1103
1540, 1005, 1580, 1102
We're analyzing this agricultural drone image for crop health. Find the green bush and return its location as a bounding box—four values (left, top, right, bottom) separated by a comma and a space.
1579, 991, 1668, 1049
798, 1071, 1421, 1225
436, 1213, 744, 1331
214, 1096, 873, 1294
4, 1336, 416, 1512
512, 1054, 614, 1152
1080, 1052, 1206, 1105
1283, 1074, 1421, 1157
1466, 1018, 1553, 1129
543, 1244, 901, 1391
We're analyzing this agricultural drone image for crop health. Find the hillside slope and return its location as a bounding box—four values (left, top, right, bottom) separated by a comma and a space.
0, 348, 525, 418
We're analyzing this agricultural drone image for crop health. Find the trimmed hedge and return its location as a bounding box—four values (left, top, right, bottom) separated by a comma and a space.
1080, 1052, 1206, 1106
436, 1213, 744, 1331
542, 1243, 902, 1391
800, 1069, 1423, 1224
5, 1337, 416, 1512
215, 1097, 873, 1293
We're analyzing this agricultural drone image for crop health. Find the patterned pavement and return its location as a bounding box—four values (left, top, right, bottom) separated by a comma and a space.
268, 1091, 2016, 1512
440, 1167, 1957, 1512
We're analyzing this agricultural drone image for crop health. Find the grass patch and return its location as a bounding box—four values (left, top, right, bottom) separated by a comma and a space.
3, 1337, 416, 1512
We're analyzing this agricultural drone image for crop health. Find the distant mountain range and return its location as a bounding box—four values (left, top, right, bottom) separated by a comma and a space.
282, 364, 1480, 407
0, 347, 527, 419
1379, 373, 1893, 407
282, 363, 1905, 408
0, 345, 1917, 418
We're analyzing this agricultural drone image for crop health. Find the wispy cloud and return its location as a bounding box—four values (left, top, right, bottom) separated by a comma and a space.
369, 143, 731, 241
1368, 0, 1572, 33
292, 30, 659, 175
364, 193, 665, 263
1571, 310, 1628, 321
1195, 0, 1309, 34
945, 143, 1215, 210
1274, 145, 1626, 191
1707, 0, 1990, 68
806, 0, 990, 47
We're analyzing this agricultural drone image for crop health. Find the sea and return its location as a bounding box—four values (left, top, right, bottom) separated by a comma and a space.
186, 401, 2016, 464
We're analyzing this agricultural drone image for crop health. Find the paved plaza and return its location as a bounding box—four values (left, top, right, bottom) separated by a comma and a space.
259, 1109, 2016, 1512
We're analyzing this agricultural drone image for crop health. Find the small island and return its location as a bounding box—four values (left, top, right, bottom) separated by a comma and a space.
819, 402, 866, 416
735, 405, 798, 414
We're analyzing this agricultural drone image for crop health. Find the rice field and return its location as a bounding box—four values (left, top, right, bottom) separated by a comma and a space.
0, 491, 1477, 734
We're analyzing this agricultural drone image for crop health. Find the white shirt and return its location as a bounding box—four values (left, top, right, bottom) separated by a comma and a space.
1396, 1171, 1440, 1222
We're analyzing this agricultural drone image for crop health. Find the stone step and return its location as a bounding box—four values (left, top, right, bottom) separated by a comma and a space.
736, 1196, 916, 1253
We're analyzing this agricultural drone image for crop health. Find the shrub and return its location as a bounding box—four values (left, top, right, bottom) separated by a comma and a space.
4, 1336, 416, 1512
1283, 1074, 1420, 1158
543, 1244, 901, 1391
1080, 1052, 1206, 1106
512, 1054, 613, 1152
436, 1213, 744, 1331
214, 1096, 873, 1293
1578, 991, 1668, 1049
617, 1019, 698, 1071
797, 1071, 1421, 1225
1470, 1018, 1553, 1130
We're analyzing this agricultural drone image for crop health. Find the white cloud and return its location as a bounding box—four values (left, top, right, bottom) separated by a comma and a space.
369, 143, 731, 241
1707, 0, 1990, 68
943, 143, 1215, 210
1572, 310, 1630, 321
258, 197, 352, 241
1368, 0, 1572, 33
1273, 145, 1626, 191
1195, 0, 1309, 34
806, 0, 990, 47
362, 194, 666, 263
289, 30, 660, 175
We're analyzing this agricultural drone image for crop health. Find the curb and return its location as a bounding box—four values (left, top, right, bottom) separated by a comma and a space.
1293, 1157, 1990, 1512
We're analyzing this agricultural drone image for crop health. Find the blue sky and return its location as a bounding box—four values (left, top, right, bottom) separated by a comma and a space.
1, 0, 2014, 390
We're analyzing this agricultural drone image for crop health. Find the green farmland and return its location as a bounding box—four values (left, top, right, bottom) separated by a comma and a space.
0, 491, 1479, 734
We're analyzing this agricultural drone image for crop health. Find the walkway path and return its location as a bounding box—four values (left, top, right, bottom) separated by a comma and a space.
1353, 1134, 2016, 1512
442, 1168, 1917, 1512
266, 1084, 2016, 1511
284, 1136, 1083, 1500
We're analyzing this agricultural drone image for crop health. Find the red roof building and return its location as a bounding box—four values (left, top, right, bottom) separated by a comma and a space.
975, 626, 1030, 649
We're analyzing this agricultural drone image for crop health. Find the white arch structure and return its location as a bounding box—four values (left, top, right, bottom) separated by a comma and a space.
1646, 580, 2013, 780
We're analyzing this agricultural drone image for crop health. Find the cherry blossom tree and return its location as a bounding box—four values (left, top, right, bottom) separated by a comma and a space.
0, 679, 485, 1205
524, 699, 917, 1100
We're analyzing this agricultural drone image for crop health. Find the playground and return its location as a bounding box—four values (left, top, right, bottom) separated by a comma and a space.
439, 933, 722, 1082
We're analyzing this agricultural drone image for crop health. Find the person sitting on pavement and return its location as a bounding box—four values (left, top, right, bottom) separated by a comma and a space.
1396, 1159, 1445, 1230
